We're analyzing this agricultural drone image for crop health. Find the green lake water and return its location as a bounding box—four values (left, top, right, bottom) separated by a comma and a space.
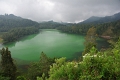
0, 29, 109, 62
1, 29, 85, 61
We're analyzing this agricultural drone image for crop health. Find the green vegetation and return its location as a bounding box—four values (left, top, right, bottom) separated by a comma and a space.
37, 39, 120, 80
0, 47, 17, 80
27, 52, 55, 80
2, 27, 39, 43
58, 20, 120, 37
1, 34, 120, 80
83, 27, 97, 55
0, 13, 120, 80
0, 14, 39, 43
39, 20, 64, 29
0, 14, 39, 29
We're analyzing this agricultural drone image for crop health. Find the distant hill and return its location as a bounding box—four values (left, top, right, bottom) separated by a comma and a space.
97, 12, 120, 23
39, 20, 64, 29
0, 14, 22, 20
80, 12, 120, 24
0, 14, 65, 29
80, 16, 102, 24
0, 14, 39, 27
0, 14, 40, 42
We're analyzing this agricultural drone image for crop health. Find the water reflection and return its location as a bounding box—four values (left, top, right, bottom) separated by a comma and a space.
3, 34, 37, 48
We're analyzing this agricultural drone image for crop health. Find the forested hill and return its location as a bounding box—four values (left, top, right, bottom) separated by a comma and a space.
80, 16, 102, 24
80, 12, 120, 24
0, 14, 39, 43
39, 20, 64, 29
0, 14, 39, 28
57, 19, 120, 45
0, 14, 22, 20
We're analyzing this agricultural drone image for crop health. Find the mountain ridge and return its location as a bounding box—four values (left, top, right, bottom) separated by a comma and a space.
79, 12, 120, 24
0, 14, 39, 27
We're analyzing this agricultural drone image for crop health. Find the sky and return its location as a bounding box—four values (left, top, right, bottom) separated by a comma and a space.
0, 0, 120, 23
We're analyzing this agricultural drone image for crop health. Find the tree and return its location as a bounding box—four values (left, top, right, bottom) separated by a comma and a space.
0, 47, 17, 80
27, 52, 55, 80
35, 39, 120, 80
0, 76, 10, 80
16, 76, 27, 80
48, 57, 82, 80
80, 40, 120, 80
102, 26, 114, 37
83, 27, 97, 55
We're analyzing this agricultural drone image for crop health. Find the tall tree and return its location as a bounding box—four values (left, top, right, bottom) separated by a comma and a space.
83, 27, 97, 55
27, 52, 55, 80
0, 47, 17, 80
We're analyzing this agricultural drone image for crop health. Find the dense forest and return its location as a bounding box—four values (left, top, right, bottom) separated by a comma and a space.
0, 14, 39, 43
39, 20, 64, 29
0, 13, 120, 80
2, 27, 39, 42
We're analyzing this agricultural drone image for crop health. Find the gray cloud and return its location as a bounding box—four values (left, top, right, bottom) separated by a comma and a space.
0, 0, 120, 22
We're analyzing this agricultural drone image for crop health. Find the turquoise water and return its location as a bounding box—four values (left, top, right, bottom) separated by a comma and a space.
1, 29, 85, 61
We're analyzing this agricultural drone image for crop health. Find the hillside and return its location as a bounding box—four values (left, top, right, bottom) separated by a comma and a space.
80, 12, 120, 24
39, 20, 64, 29
0, 14, 39, 28
0, 14, 39, 43
80, 16, 102, 24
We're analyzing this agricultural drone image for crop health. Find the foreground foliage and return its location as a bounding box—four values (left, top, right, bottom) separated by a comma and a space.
0, 48, 17, 80
27, 52, 55, 80
1, 39, 120, 80
37, 39, 120, 80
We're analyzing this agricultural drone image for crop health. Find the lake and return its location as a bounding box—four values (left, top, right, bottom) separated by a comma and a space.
0, 29, 109, 62
0, 29, 85, 61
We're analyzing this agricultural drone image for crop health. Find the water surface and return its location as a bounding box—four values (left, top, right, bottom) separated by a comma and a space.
2, 29, 85, 61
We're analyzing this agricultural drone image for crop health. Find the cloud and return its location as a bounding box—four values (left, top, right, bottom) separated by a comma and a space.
0, 0, 120, 22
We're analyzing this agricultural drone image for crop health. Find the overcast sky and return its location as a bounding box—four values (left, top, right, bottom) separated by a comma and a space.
0, 0, 120, 22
